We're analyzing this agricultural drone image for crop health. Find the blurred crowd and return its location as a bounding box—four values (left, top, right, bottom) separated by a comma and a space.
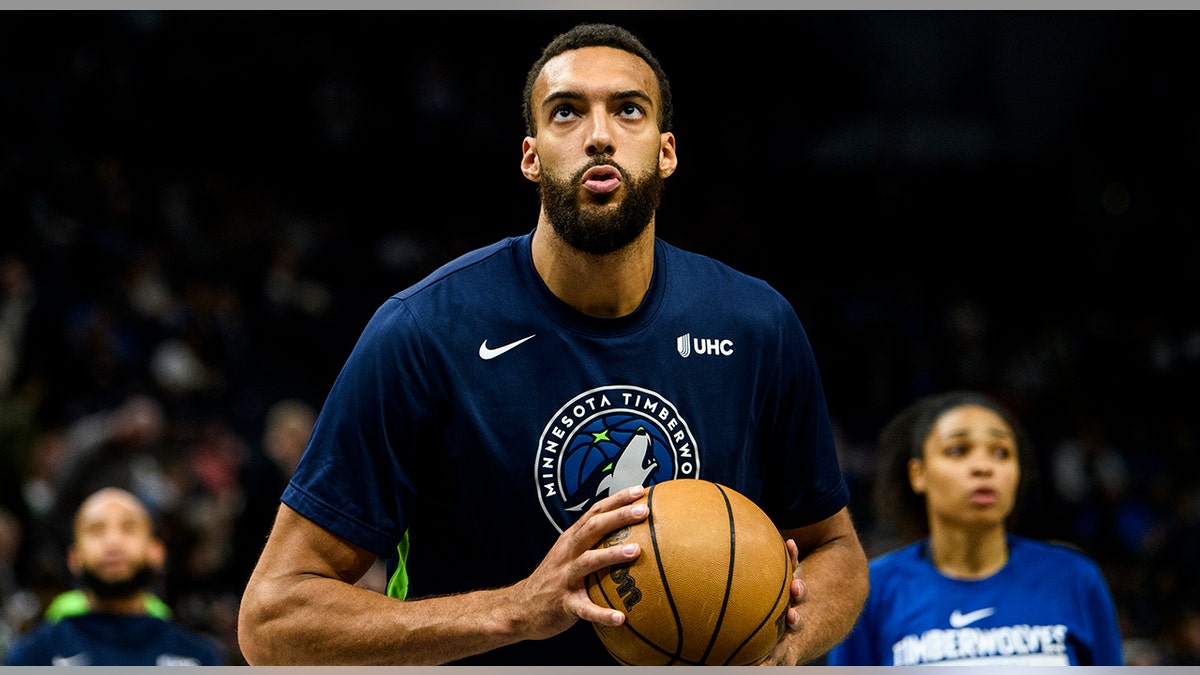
1, 10, 1197, 666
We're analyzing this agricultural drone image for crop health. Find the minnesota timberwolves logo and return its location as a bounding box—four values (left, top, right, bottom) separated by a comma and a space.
536, 385, 699, 532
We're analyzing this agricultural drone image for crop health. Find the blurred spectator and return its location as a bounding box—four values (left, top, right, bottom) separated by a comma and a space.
162, 419, 251, 665
0, 506, 41, 658
1170, 610, 1200, 665
1050, 411, 1133, 554
260, 398, 316, 478
2, 487, 223, 665
0, 255, 37, 396
50, 393, 180, 541
230, 398, 315, 591
1123, 637, 1167, 666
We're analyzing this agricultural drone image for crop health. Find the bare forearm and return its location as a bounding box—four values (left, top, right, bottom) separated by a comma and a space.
788, 533, 869, 664
240, 575, 528, 665
777, 506, 873, 658
238, 493, 650, 665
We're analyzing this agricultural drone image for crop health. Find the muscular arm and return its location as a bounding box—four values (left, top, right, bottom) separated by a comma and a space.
767, 506, 869, 666
238, 487, 650, 665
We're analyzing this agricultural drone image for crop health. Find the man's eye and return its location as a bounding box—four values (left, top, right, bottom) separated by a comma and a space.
551, 106, 577, 121
619, 103, 644, 118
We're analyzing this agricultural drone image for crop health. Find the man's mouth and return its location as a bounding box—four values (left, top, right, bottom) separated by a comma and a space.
582, 165, 622, 194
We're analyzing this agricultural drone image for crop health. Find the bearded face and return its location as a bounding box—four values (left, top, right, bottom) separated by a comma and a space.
539, 155, 664, 255
68, 488, 166, 605
79, 563, 157, 600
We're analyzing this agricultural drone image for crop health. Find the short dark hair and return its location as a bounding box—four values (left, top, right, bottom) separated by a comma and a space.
522, 23, 673, 137
872, 390, 1038, 542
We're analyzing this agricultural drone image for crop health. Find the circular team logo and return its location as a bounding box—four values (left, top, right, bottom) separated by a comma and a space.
536, 385, 699, 532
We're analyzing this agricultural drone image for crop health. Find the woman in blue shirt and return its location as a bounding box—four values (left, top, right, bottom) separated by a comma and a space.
828, 390, 1123, 666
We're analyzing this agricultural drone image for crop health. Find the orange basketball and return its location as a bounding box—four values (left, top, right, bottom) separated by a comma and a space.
586, 478, 793, 665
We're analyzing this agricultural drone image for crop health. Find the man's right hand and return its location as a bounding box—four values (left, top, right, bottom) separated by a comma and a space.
503, 484, 650, 640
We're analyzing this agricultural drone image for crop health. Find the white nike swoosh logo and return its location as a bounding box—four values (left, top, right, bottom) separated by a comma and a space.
53, 653, 90, 666
949, 607, 996, 628
478, 334, 536, 360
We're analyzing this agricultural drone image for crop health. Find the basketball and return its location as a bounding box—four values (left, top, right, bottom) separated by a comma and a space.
586, 478, 794, 665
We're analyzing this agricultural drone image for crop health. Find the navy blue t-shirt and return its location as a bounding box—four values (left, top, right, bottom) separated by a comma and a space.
283, 232, 848, 664
3, 614, 224, 666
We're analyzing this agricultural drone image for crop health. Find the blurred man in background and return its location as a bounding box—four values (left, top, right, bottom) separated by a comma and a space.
2, 487, 223, 665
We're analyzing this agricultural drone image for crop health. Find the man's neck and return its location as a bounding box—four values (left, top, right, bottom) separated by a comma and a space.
88, 591, 151, 615
530, 215, 655, 318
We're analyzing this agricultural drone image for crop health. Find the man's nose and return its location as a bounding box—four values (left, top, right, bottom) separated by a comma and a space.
585, 109, 615, 156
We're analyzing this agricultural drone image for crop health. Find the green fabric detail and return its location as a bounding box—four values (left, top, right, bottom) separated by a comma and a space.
386, 530, 410, 600
43, 590, 88, 622
143, 593, 172, 619
44, 589, 173, 622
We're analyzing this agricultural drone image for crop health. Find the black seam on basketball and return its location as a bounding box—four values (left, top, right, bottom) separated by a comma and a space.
608, 622, 677, 663
698, 483, 736, 664
723, 534, 791, 665
592, 486, 683, 664
592, 566, 678, 663
647, 483, 687, 660
590, 569, 619, 611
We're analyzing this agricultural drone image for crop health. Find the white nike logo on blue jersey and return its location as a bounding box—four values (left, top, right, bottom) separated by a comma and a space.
52, 653, 90, 666
478, 334, 536, 360
949, 607, 996, 628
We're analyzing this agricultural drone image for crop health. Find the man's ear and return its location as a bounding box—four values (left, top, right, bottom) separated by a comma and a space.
658, 131, 677, 178
520, 137, 541, 183
67, 545, 82, 577
146, 537, 166, 571
907, 458, 927, 495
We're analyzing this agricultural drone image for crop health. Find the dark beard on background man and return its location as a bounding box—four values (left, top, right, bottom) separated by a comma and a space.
540, 156, 664, 255
80, 564, 157, 600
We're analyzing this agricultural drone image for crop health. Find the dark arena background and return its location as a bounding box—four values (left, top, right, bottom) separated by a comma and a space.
0, 10, 1196, 666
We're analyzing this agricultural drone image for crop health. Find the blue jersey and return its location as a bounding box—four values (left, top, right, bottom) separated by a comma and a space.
283, 232, 848, 665
827, 535, 1124, 665
3, 614, 224, 666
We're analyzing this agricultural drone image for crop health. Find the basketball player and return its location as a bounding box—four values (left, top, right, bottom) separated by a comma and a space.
3, 487, 224, 666
827, 391, 1123, 665
238, 22, 868, 665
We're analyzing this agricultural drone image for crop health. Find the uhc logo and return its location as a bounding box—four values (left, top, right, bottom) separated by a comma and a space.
676, 333, 733, 358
